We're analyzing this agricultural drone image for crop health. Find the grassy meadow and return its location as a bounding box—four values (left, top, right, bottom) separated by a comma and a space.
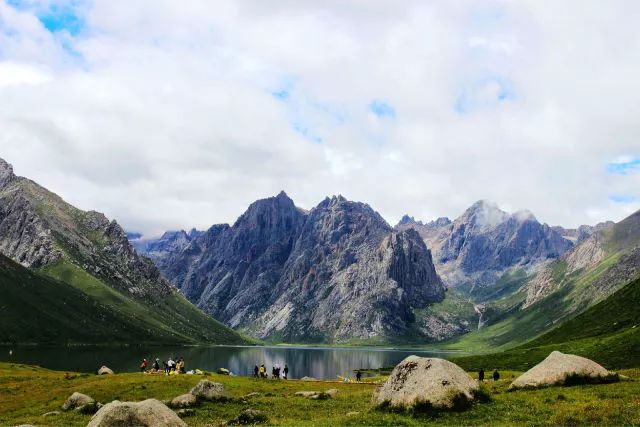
1, 362, 639, 426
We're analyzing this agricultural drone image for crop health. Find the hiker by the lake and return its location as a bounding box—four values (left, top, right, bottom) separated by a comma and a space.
177, 357, 185, 374
152, 358, 160, 372
253, 365, 259, 378
355, 369, 362, 382
283, 364, 289, 379
478, 368, 485, 381
139, 358, 148, 372
493, 369, 500, 381
167, 357, 175, 374
259, 364, 266, 378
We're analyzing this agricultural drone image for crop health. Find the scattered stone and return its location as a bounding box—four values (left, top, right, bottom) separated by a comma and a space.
97, 366, 114, 375
242, 392, 261, 399
346, 411, 360, 416
509, 351, 619, 390
325, 388, 338, 397
43, 411, 61, 417
217, 368, 230, 375
300, 376, 318, 381
294, 391, 319, 397
62, 391, 95, 411
228, 408, 268, 425
87, 399, 186, 427
372, 356, 479, 410
189, 379, 228, 401
176, 408, 196, 418
170, 393, 197, 408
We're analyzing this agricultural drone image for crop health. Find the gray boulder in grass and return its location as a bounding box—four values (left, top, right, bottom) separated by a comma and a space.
189, 379, 228, 401
509, 351, 618, 390
61, 392, 95, 411
170, 393, 197, 408
87, 399, 185, 427
373, 356, 479, 410
97, 366, 114, 375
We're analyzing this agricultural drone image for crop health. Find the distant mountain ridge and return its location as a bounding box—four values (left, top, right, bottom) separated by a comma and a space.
396, 200, 574, 290
0, 158, 247, 345
130, 228, 203, 265
143, 192, 445, 342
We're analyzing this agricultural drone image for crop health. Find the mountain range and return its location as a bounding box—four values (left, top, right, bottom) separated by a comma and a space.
0, 158, 247, 345
2, 154, 639, 352
151, 192, 445, 342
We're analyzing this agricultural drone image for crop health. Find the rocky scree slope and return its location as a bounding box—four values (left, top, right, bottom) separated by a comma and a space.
0, 158, 247, 344
155, 193, 445, 342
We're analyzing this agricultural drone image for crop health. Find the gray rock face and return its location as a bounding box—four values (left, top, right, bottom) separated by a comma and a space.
160, 193, 445, 342
87, 399, 186, 427
397, 200, 573, 289
373, 356, 479, 410
0, 157, 174, 298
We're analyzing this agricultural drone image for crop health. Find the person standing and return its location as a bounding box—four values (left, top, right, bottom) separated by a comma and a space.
139, 359, 148, 373
478, 368, 485, 382
356, 369, 362, 383
283, 364, 289, 380
253, 365, 259, 378
493, 369, 500, 381
259, 364, 266, 378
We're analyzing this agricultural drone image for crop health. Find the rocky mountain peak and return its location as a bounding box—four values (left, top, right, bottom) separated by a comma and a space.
0, 157, 16, 188
512, 209, 537, 223
156, 193, 444, 342
398, 214, 421, 226
461, 200, 509, 230
428, 217, 452, 228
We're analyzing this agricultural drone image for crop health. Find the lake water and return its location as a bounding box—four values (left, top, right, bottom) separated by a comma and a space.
0, 345, 457, 379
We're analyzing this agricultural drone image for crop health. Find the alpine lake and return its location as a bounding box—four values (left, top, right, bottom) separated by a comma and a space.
0, 345, 454, 379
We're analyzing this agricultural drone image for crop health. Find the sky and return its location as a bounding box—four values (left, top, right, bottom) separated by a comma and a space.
0, 0, 639, 237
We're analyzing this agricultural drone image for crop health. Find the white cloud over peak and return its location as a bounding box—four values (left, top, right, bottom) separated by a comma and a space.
0, 0, 639, 237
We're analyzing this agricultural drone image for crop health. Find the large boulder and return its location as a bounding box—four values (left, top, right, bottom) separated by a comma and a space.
189, 379, 228, 401
372, 356, 479, 410
61, 392, 95, 411
87, 399, 186, 427
509, 351, 618, 390
97, 366, 114, 375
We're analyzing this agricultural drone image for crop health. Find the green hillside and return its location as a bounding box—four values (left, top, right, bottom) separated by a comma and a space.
0, 255, 249, 345
443, 212, 640, 353
453, 276, 640, 371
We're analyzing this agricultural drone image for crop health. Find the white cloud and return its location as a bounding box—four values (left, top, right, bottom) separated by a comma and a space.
0, 0, 639, 237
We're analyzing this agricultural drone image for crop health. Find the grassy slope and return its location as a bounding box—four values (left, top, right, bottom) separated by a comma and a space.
42, 260, 250, 345
442, 247, 625, 353
1, 363, 639, 426
452, 277, 640, 371
0, 255, 248, 345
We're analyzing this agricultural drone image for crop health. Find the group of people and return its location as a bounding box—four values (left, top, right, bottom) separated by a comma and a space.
253, 363, 289, 379
478, 368, 500, 382
140, 357, 187, 375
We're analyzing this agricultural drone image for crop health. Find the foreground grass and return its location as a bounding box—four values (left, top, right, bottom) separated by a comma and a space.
1, 363, 640, 426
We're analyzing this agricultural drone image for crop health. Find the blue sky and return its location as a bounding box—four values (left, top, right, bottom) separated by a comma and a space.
0, 0, 639, 235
